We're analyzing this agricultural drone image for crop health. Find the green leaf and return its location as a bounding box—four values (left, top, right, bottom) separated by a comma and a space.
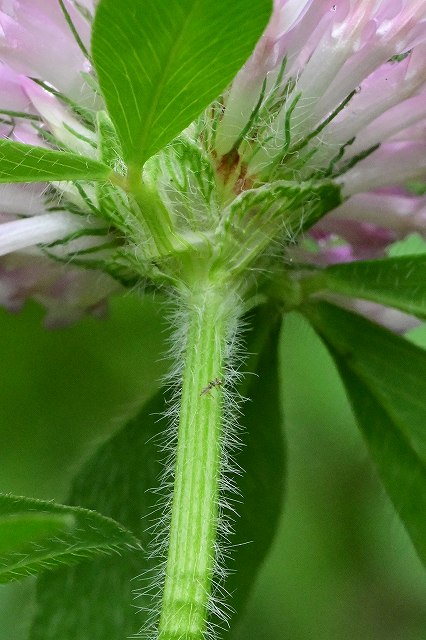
0, 139, 112, 183
302, 254, 426, 320
0, 512, 73, 555
91, 0, 272, 167
303, 301, 426, 566
0, 493, 139, 583
30, 392, 165, 640
226, 305, 286, 631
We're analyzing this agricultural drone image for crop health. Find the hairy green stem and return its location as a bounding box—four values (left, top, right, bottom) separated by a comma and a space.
158, 283, 239, 639
127, 165, 177, 258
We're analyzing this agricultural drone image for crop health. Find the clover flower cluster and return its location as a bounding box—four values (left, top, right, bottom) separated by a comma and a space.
210, 0, 426, 258
0, 0, 425, 327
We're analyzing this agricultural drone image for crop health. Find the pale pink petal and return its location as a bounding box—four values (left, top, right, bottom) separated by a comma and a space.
0, 63, 32, 110
326, 192, 426, 236
0, 211, 86, 256
0, 0, 93, 100
321, 293, 422, 332
0, 183, 47, 216
0, 251, 120, 326
21, 76, 97, 155
341, 142, 426, 195
319, 47, 426, 148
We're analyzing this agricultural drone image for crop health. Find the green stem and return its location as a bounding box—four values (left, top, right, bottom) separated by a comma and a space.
127, 165, 178, 258
158, 283, 239, 639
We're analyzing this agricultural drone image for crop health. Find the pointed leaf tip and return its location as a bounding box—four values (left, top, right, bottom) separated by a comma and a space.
0, 493, 140, 583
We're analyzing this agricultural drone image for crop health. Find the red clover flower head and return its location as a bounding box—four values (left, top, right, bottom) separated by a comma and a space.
213, 0, 426, 248
0, 0, 425, 327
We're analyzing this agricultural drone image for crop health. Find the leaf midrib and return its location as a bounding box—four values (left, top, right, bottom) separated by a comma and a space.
136, 0, 201, 165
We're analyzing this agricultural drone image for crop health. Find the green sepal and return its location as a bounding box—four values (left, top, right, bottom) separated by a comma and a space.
219, 180, 342, 273
223, 180, 341, 238
144, 135, 219, 233
97, 111, 123, 170
407, 180, 426, 196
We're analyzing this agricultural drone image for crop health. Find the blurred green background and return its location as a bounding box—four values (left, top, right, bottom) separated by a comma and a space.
1, 293, 425, 639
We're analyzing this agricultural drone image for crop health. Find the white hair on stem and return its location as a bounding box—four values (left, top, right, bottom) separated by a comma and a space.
132, 286, 250, 640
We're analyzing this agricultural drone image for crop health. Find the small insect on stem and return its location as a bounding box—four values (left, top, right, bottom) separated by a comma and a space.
200, 377, 223, 396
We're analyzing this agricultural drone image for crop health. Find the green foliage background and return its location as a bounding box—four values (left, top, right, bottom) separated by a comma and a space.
0, 293, 425, 639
